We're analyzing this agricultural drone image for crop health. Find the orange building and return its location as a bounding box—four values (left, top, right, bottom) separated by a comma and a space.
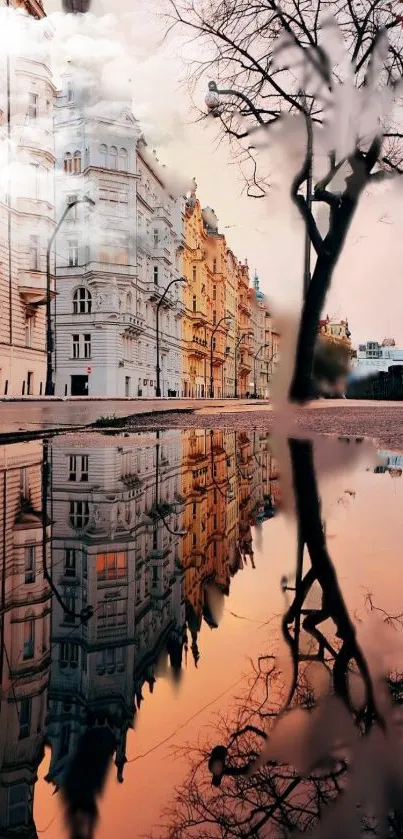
182, 185, 253, 399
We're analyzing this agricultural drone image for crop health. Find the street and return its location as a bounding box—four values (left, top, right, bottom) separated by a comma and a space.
2, 398, 403, 450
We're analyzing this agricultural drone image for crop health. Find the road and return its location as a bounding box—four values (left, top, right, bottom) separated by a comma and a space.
2, 398, 403, 450
0, 397, 264, 436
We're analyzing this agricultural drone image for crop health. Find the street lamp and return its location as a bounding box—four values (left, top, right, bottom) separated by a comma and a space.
209, 316, 232, 399
45, 195, 95, 396
234, 331, 253, 399
253, 343, 272, 399
156, 277, 187, 398
154, 431, 187, 537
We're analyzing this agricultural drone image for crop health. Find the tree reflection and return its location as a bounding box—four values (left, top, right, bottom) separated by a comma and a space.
159, 438, 403, 839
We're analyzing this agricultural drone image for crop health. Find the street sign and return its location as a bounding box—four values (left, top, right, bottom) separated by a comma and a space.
87, 366, 92, 374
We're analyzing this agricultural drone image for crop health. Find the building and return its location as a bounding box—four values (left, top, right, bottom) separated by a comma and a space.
45, 430, 186, 804
182, 187, 253, 399
248, 272, 277, 397
354, 339, 403, 377
52, 66, 184, 398
0, 0, 56, 397
319, 315, 351, 343
0, 440, 51, 836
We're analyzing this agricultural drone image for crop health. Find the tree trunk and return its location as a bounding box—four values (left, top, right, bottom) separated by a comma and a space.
289, 194, 358, 403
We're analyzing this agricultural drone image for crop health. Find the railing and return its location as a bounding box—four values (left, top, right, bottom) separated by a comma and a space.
120, 313, 145, 331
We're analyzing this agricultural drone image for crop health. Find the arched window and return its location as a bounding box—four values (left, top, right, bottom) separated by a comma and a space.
108, 146, 118, 170
99, 144, 108, 167
73, 151, 81, 174
118, 147, 128, 171
63, 152, 72, 173
73, 287, 92, 314
127, 292, 132, 312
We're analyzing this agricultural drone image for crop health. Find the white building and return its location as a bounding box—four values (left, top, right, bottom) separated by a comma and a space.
0, 440, 51, 836
52, 66, 184, 398
354, 339, 403, 377
0, 1, 56, 397
45, 431, 186, 795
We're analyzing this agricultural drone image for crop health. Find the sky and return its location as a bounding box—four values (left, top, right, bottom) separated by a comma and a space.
42, 0, 403, 346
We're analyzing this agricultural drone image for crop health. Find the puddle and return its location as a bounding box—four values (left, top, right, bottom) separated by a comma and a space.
0, 430, 402, 838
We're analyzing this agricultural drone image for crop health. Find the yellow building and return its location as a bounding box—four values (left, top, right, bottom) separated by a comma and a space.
182, 187, 253, 399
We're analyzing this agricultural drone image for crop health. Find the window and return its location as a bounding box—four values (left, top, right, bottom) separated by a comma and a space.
63, 152, 73, 173
98, 598, 127, 631
67, 193, 78, 218
99, 143, 108, 166
99, 187, 128, 217
107, 146, 118, 169
192, 295, 197, 313
118, 147, 128, 171
153, 229, 159, 248
213, 258, 217, 272
65, 549, 76, 577
69, 454, 88, 482
100, 230, 129, 265
60, 642, 79, 667
28, 91, 38, 120
73, 151, 82, 174
213, 312, 217, 325
23, 617, 34, 660
72, 334, 80, 358
69, 500, 89, 529
84, 334, 91, 359
8, 784, 31, 827
192, 266, 196, 282
29, 235, 39, 271
19, 698, 31, 740
24, 546, 35, 583
73, 287, 92, 314
153, 266, 159, 285
96, 551, 127, 581
213, 285, 216, 301
68, 240, 79, 267
67, 82, 73, 102
25, 316, 33, 349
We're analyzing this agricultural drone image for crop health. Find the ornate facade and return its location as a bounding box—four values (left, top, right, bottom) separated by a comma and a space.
0, 1, 56, 397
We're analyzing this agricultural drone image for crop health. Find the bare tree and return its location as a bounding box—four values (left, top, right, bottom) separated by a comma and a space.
166, 0, 403, 400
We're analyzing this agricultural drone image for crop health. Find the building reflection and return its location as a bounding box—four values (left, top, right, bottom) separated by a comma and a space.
0, 430, 278, 836
0, 441, 51, 837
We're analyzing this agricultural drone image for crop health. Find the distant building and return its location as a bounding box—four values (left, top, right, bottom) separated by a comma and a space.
355, 339, 403, 376
319, 315, 351, 343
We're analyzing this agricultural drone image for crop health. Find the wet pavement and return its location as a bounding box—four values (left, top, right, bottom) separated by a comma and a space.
1, 426, 403, 838
0, 398, 264, 436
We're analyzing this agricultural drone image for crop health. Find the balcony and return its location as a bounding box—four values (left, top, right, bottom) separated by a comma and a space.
154, 204, 173, 226
17, 123, 54, 157
212, 350, 226, 366
18, 270, 53, 305
189, 337, 208, 357
191, 310, 208, 327
120, 313, 145, 333
153, 246, 172, 264
239, 298, 251, 316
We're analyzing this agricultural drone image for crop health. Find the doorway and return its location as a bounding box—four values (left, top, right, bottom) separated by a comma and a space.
27, 372, 33, 395
125, 376, 131, 397
71, 375, 88, 396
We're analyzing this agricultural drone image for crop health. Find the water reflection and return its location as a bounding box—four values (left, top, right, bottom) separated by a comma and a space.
0, 430, 278, 837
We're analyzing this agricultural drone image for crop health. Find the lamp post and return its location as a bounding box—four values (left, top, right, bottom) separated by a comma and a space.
234, 331, 253, 399
253, 343, 271, 399
209, 316, 232, 399
155, 430, 187, 536
156, 277, 186, 398
45, 195, 95, 396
